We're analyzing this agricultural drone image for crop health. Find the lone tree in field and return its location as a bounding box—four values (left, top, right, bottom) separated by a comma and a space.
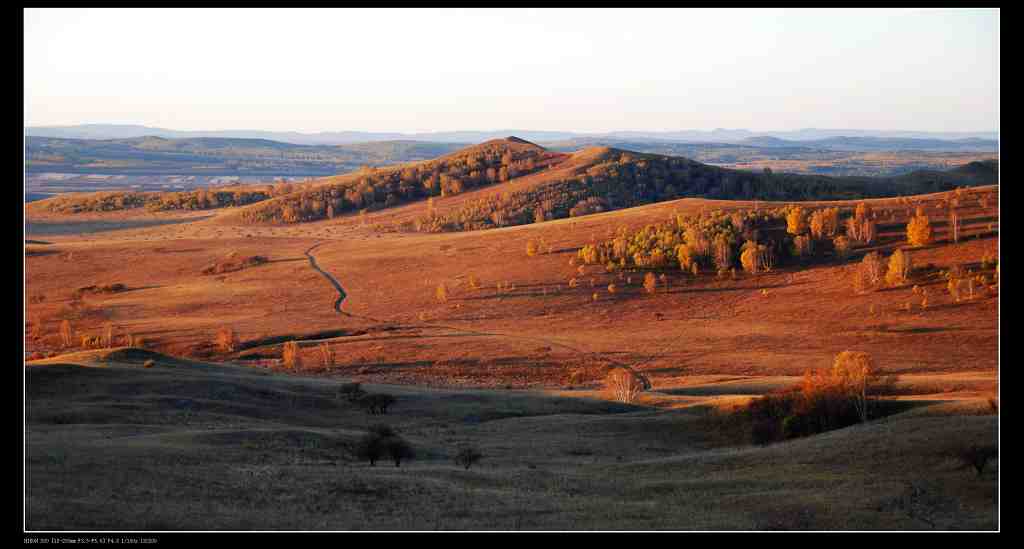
949, 208, 962, 243
854, 252, 884, 293
354, 427, 390, 466
906, 212, 933, 247
317, 342, 335, 369
606, 368, 643, 403
832, 351, 875, 423
526, 240, 538, 257
59, 320, 74, 348
435, 282, 449, 303
103, 322, 115, 349
454, 446, 484, 470
643, 272, 657, 294
282, 341, 302, 370
216, 326, 237, 353
885, 249, 913, 287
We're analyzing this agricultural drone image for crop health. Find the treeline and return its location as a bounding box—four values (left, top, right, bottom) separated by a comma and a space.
38, 187, 274, 214
411, 149, 997, 233
574, 202, 882, 277
236, 140, 558, 224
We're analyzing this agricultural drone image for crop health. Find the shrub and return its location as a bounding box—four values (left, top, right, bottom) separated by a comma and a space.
454, 446, 484, 470
354, 431, 386, 466
742, 351, 883, 444
607, 283, 617, 295
885, 249, 912, 287
282, 341, 302, 370
953, 444, 998, 476
360, 393, 396, 415
338, 382, 366, 403
383, 436, 415, 467
906, 214, 933, 247
435, 282, 449, 303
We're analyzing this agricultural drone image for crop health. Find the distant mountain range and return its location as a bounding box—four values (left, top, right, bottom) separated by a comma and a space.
25, 124, 998, 148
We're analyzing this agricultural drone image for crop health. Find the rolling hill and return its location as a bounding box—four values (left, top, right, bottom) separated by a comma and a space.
220, 138, 998, 230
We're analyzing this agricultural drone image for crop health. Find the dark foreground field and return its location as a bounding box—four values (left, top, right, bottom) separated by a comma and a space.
26, 349, 997, 531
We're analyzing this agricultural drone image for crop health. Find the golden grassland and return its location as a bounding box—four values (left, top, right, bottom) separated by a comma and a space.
25, 179, 999, 530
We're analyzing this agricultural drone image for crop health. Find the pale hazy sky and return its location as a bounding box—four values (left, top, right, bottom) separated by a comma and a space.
24, 8, 999, 133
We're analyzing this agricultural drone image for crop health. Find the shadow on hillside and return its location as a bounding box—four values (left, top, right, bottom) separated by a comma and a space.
26, 215, 215, 236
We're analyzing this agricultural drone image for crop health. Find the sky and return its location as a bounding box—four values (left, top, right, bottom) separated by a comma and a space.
24, 8, 999, 134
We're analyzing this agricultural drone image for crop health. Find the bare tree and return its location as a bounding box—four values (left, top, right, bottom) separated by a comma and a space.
606, 368, 643, 403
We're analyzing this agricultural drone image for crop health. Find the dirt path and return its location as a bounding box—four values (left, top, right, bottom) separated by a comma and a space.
302, 241, 653, 390
304, 242, 347, 313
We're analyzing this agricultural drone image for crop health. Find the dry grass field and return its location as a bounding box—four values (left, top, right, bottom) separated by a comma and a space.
24, 143, 999, 530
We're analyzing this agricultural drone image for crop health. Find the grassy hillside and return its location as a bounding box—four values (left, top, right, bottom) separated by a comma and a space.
25, 350, 997, 530
224, 137, 565, 224
405, 147, 998, 233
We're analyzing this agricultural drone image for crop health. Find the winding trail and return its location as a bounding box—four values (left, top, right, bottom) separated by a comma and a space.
302, 241, 653, 390
304, 242, 347, 313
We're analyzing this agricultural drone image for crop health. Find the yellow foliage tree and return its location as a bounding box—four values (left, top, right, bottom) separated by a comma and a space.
906, 214, 933, 247
786, 206, 808, 235
885, 249, 912, 287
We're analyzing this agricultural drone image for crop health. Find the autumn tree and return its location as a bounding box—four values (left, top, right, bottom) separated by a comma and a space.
282, 341, 302, 370
317, 342, 335, 369
103, 322, 115, 349
216, 326, 237, 353
854, 252, 884, 293
906, 213, 933, 247
833, 235, 851, 261
786, 206, 808, 236
792, 235, 813, 259
740, 240, 761, 274
676, 244, 695, 272
949, 208, 961, 243
831, 351, 875, 423
809, 207, 840, 240
643, 272, 657, 294
60, 320, 74, 348
435, 282, 449, 303
885, 249, 912, 287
